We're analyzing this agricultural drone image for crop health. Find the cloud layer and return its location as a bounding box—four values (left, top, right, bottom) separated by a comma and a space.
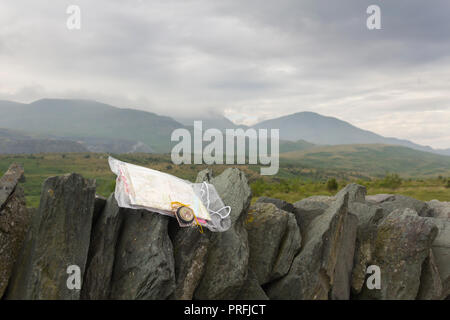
1, 0, 449, 148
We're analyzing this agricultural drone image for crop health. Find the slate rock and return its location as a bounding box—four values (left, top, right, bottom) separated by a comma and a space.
4, 208, 39, 300
358, 208, 438, 300
0, 180, 31, 298
427, 200, 450, 219
293, 196, 333, 237
194, 168, 251, 300
10, 174, 96, 300
379, 195, 434, 218
110, 209, 175, 300
236, 269, 269, 300
365, 194, 395, 204
81, 194, 124, 300
171, 227, 211, 300
267, 191, 357, 300
417, 249, 444, 300
92, 195, 107, 226
426, 218, 450, 299
245, 202, 301, 285
350, 202, 384, 294
0, 163, 24, 209
336, 183, 367, 203
169, 169, 214, 300
255, 197, 295, 213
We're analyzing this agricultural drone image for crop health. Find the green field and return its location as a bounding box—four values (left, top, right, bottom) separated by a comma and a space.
1, 152, 449, 208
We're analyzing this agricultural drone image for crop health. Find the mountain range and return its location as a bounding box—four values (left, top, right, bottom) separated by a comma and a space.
0, 98, 449, 158
254, 112, 450, 156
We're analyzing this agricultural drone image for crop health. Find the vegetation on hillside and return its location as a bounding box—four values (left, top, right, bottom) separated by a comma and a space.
1, 152, 449, 208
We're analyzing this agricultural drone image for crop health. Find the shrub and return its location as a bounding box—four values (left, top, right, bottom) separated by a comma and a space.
326, 178, 338, 191
379, 173, 402, 189
446, 180, 450, 189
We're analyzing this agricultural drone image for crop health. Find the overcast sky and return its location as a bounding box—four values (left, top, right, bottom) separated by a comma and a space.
1, 0, 449, 148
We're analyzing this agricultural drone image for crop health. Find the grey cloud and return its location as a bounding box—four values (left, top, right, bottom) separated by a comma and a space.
0, 0, 449, 147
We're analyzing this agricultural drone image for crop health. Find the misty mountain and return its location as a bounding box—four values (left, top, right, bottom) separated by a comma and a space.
0, 99, 448, 156
0, 128, 88, 154
175, 116, 249, 131
252, 111, 450, 156
0, 99, 183, 153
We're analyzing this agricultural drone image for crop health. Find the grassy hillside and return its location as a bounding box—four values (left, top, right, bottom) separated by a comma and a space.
1, 150, 450, 208
281, 144, 450, 177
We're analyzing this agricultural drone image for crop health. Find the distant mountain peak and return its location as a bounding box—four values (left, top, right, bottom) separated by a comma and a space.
253, 110, 449, 156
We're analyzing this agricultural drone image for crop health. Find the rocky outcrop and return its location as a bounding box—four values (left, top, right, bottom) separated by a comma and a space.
83, 194, 176, 300
245, 203, 301, 285
266, 191, 358, 300
236, 269, 269, 300
194, 168, 252, 300
0, 164, 31, 298
377, 195, 434, 218
110, 209, 175, 300
7, 174, 96, 300
426, 218, 450, 299
358, 208, 438, 300
350, 201, 384, 294
2, 164, 448, 301
171, 226, 211, 300
417, 250, 443, 300
255, 197, 295, 213
293, 196, 333, 237
427, 200, 450, 219
169, 170, 214, 300
81, 194, 124, 299
366, 194, 394, 204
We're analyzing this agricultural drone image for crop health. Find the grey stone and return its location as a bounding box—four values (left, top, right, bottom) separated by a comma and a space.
336, 183, 366, 203
427, 200, 450, 219
426, 218, 450, 299
92, 195, 107, 226
5, 208, 39, 300
110, 209, 175, 300
236, 269, 269, 300
358, 208, 438, 300
365, 194, 395, 204
379, 195, 434, 218
171, 227, 211, 300
81, 194, 124, 300
0, 182, 31, 298
350, 202, 384, 294
255, 197, 295, 213
293, 196, 333, 238
194, 168, 251, 300
417, 249, 443, 300
169, 169, 214, 300
245, 203, 301, 285
0, 163, 24, 209
331, 211, 358, 300
10, 174, 95, 300
267, 191, 357, 300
